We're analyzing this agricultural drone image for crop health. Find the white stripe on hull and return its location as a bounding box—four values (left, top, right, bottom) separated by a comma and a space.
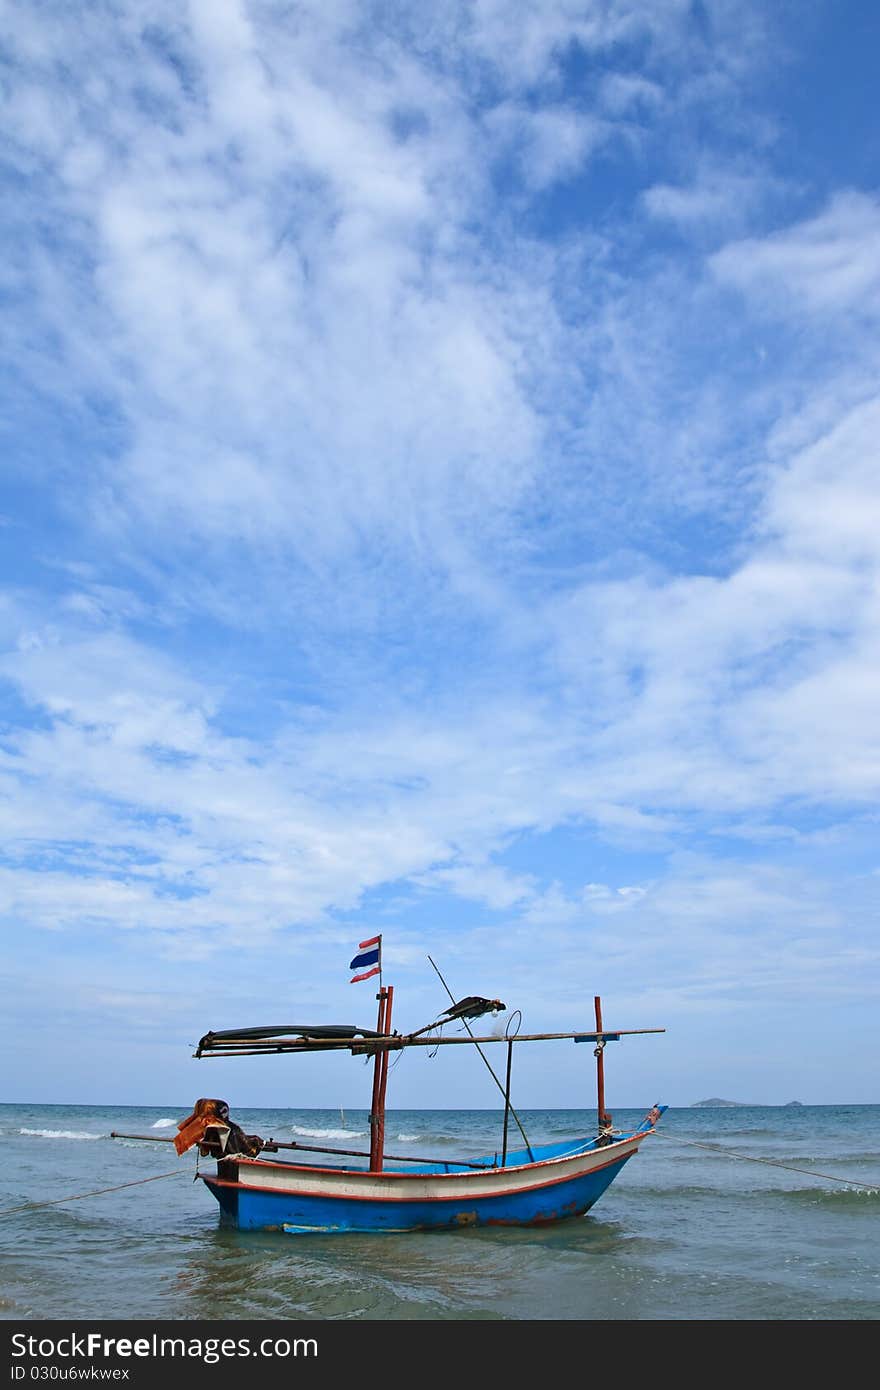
231, 1135, 644, 1202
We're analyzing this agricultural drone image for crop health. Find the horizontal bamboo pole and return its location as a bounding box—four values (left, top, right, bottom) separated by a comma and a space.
196, 1026, 664, 1057
110, 1132, 495, 1170
110, 1132, 173, 1143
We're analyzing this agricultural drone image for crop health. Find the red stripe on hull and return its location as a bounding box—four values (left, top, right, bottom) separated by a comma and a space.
203, 1143, 640, 1205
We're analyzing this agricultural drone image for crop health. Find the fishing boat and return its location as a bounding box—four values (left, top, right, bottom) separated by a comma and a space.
113, 942, 666, 1234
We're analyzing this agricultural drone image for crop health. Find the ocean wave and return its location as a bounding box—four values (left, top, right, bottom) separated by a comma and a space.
290, 1125, 368, 1140
740, 1152, 880, 1167
150, 1118, 177, 1129
626, 1184, 725, 1199
636, 1178, 880, 1204
395, 1133, 421, 1142
20, 1128, 102, 1141
718, 1128, 780, 1138
781, 1186, 880, 1206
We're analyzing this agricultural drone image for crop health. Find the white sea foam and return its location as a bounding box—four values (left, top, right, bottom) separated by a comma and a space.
20, 1128, 102, 1141
396, 1133, 421, 1142
290, 1125, 367, 1140
150, 1118, 177, 1129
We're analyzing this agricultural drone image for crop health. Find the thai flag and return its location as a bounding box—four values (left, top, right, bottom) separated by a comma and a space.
350, 935, 381, 983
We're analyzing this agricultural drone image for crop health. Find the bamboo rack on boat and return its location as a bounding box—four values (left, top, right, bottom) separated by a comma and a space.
193, 1025, 663, 1057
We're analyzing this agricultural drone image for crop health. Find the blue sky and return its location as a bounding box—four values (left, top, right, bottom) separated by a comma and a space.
2, 1, 878, 1110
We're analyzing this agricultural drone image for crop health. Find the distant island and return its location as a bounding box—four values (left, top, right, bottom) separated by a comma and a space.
691, 1098, 747, 1107
691, 1098, 805, 1107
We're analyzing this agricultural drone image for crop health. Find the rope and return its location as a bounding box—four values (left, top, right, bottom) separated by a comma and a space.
427, 955, 534, 1160
655, 1132, 876, 1189
0, 1168, 188, 1217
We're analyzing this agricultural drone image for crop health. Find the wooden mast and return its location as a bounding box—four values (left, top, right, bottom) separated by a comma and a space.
374, 985, 393, 1173
594, 995, 611, 1134
369, 985, 393, 1172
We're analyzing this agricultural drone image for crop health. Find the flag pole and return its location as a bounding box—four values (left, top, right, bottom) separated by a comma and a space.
369, 982, 392, 1172
374, 984, 393, 1173
368, 985, 385, 1171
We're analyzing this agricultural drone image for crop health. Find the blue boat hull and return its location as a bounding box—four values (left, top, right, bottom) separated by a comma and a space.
201, 1133, 648, 1233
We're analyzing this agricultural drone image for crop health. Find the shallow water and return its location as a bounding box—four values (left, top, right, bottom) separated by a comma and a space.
2, 1104, 878, 1321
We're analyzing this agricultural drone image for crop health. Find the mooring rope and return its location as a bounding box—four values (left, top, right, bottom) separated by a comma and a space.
0, 1168, 188, 1217
3, 1137, 871, 1216
654, 1132, 876, 1189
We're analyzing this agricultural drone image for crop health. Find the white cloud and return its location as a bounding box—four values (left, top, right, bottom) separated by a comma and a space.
763, 394, 880, 561
643, 170, 766, 231
1, 359, 878, 975
487, 102, 609, 190
416, 862, 537, 910
711, 191, 880, 317
598, 72, 664, 116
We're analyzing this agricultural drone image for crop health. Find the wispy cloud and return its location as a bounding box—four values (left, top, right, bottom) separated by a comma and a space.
711, 191, 880, 318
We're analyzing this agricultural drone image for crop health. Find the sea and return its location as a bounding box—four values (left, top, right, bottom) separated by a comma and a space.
1, 1102, 878, 1323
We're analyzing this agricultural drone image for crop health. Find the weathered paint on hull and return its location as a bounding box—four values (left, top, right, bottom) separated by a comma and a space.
201, 1133, 647, 1233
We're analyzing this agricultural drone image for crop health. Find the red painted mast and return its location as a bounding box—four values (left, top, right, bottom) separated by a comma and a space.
369, 985, 393, 1172
374, 985, 393, 1173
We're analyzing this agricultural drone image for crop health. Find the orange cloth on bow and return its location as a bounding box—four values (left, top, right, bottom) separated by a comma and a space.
174, 1098, 230, 1156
